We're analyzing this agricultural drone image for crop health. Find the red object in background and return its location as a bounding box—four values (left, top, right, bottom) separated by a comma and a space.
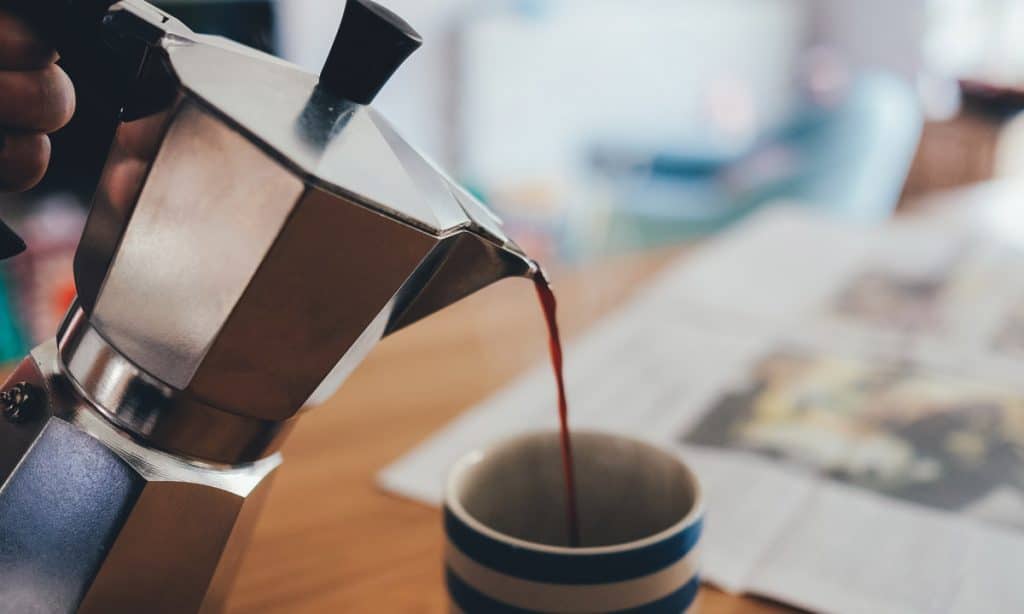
53, 279, 78, 317
534, 269, 582, 548
960, 79, 1024, 117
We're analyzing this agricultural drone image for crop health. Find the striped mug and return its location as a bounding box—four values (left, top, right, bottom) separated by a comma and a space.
444, 431, 703, 613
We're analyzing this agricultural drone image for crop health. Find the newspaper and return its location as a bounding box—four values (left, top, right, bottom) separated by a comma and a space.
379, 204, 1024, 613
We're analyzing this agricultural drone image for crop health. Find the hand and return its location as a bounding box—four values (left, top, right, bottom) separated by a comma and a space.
0, 10, 76, 193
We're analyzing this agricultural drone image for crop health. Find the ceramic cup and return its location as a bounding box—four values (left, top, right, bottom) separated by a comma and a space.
444, 431, 703, 613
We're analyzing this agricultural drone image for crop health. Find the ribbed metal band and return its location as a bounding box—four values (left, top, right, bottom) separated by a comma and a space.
57, 304, 292, 465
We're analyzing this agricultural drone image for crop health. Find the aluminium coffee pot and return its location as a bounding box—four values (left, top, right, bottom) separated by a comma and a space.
0, 1, 536, 612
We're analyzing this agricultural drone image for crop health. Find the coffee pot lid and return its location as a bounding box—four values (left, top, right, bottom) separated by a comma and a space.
118, 0, 506, 242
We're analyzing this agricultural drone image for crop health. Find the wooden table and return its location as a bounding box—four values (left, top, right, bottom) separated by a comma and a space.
223, 245, 791, 614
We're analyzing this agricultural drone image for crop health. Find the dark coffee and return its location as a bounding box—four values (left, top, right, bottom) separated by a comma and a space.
532, 267, 581, 547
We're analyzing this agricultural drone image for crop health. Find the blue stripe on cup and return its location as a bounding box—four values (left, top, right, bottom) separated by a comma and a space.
443, 506, 703, 585
446, 567, 701, 614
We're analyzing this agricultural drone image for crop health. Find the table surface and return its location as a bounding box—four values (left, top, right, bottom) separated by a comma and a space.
223, 180, 1024, 612
222, 242, 793, 614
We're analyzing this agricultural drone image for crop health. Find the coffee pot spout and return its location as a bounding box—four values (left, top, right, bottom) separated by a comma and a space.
386, 229, 537, 335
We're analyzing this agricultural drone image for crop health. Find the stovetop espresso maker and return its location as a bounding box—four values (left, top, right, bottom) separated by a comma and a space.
0, 1, 535, 611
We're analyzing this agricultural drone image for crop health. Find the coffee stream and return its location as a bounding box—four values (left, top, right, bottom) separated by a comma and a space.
532, 266, 582, 548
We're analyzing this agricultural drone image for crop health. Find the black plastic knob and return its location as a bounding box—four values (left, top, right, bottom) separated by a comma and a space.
319, 0, 423, 104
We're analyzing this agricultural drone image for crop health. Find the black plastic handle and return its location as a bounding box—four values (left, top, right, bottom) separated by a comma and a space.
0, 1, 118, 259
3, 0, 116, 54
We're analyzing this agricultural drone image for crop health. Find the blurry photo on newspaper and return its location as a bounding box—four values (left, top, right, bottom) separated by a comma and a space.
379, 205, 1024, 613
686, 349, 1024, 531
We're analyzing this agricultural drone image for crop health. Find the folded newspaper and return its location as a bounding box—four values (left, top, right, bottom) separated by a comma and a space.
379, 203, 1024, 613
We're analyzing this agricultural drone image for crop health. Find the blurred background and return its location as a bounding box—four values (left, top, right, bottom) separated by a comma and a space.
1, 0, 1024, 362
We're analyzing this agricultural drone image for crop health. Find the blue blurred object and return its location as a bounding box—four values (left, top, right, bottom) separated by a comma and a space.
783, 72, 923, 221
594, 71, 923, 250
0, 272, 27, 363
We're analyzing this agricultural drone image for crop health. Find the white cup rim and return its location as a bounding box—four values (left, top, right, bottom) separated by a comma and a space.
444, 429, 704, 556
